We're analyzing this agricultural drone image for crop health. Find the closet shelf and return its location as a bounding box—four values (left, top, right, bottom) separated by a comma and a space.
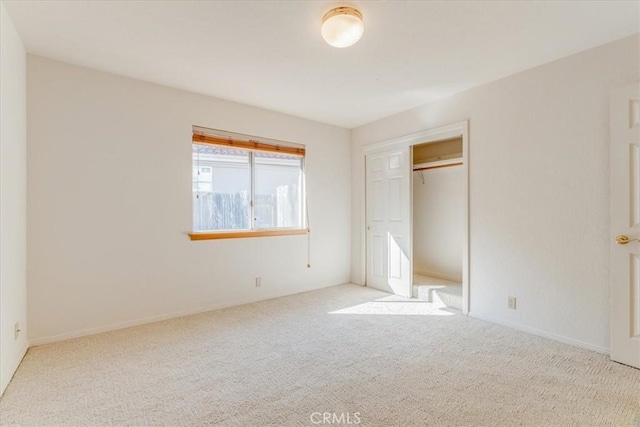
413, 155, 463, 171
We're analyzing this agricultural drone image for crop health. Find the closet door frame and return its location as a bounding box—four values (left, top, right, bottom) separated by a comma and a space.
362, 120, 470, 314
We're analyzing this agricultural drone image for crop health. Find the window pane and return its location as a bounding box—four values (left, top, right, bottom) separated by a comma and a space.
193, 145, 250, 231
254, 152, 303, 229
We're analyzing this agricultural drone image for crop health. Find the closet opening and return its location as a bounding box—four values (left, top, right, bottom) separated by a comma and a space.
412, 137, 465, 312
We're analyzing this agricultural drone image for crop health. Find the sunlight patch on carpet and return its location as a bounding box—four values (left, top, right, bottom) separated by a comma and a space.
329, 295, 455, 316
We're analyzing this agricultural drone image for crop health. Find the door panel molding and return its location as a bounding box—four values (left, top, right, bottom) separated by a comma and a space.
610, 82, 640, 368
365, 147, 411, 297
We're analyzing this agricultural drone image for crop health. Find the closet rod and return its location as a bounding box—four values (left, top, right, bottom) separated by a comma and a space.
413, 162, 463, 172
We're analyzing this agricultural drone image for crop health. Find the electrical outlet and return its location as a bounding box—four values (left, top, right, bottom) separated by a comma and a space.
14, 322, 21, 340
507, 296, 517, 310
255, 276, 262, 287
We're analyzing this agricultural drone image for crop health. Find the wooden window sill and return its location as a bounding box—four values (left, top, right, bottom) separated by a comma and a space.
189, 229, 308, 241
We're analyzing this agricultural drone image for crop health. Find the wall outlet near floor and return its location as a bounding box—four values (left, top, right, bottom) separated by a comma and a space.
255, 276, 262, 287
14, 322, 21, 340
507, 296, 517, 310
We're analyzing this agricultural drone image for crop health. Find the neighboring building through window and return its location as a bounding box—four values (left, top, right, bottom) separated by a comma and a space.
191, 129, 305, 238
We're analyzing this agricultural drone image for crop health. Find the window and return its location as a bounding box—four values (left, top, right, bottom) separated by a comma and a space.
190, 130, 306, 240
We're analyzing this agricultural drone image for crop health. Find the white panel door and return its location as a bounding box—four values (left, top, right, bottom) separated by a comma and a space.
610, 82, 640, 368
366, 148, 412, 297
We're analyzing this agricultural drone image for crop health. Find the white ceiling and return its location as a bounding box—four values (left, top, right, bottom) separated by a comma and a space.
4, 1, 639, 129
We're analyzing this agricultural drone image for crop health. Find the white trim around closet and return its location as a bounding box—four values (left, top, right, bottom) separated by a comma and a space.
361, 120, 470, 314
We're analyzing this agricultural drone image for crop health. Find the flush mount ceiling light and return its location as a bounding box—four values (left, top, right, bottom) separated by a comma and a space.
321, 7, 364, 48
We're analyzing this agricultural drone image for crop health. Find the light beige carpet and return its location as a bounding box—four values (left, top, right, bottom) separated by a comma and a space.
1, 284, 638, 426
413, 274, 462, 311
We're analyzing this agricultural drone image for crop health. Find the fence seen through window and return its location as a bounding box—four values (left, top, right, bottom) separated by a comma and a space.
193, 144, 304, 232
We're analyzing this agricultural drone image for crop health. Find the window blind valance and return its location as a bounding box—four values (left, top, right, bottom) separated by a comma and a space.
192, 133, 305, 157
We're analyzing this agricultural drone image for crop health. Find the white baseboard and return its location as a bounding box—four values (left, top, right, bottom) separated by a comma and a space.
414, 270, 462, 283
469, 312, 609, 355
29, 282, 350, 347
28, 286, 608, 357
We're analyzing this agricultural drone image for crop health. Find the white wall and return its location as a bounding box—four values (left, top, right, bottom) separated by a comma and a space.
27, 56, 351, 344
0, 3, 28, 395
413, 166, 463, 281
352, 35, 640, 352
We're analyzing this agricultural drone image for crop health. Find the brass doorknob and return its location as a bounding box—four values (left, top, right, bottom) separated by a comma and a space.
616, 235, 640, 245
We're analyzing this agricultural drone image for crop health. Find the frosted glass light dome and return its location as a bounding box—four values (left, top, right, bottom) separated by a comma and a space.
321, 7, 364, 48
